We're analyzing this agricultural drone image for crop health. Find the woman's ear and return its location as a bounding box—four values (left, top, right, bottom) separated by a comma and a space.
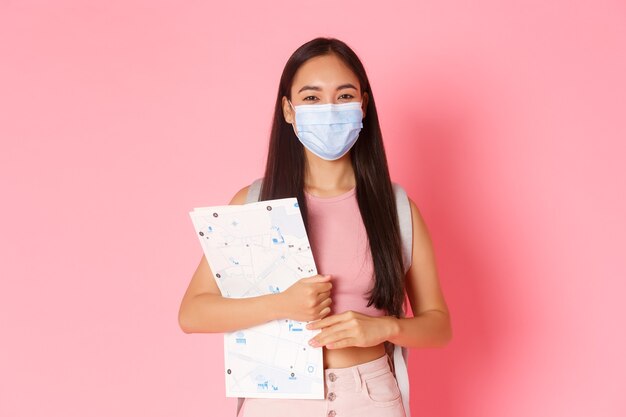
282, 96, 295, 124
361, 92, 369, 119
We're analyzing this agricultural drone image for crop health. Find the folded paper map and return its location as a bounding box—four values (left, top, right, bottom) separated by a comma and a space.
189, 197, 324, 399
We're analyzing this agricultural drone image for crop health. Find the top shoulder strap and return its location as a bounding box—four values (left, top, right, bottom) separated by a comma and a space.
392, 182, 413, 276
245, 178, 263, 203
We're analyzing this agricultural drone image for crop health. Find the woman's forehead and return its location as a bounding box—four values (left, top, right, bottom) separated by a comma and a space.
291, 54, 360, 91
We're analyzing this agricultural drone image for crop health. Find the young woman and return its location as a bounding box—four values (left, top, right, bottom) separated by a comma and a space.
179, 37, 452, 417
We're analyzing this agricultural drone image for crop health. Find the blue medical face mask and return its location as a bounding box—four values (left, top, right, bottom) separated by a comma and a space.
289, 100, 364, 161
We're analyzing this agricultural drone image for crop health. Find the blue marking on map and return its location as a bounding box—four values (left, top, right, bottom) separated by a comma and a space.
289, 322, 303, 332
271, 226, 285, 244
269, 285, 281, 294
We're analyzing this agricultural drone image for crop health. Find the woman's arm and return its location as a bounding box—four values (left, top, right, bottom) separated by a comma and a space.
385, 197, 452, 348
178, 185, 334, 334
178, 256, 286, 333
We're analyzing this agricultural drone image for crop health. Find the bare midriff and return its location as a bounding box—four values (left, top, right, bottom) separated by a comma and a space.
323, 343, 386, 368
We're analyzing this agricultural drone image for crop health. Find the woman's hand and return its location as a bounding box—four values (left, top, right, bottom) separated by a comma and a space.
275, 274, 333, 322
305, 311, 399, 349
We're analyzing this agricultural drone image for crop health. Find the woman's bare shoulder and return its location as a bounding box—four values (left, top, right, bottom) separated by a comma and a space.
230, 184, 251, 205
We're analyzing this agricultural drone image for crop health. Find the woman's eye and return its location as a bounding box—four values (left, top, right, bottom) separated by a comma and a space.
338, 94, 354, 100
303, 96, 318, 101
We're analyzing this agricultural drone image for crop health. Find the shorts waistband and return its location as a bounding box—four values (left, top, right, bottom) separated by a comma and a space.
323, 353, 393, 392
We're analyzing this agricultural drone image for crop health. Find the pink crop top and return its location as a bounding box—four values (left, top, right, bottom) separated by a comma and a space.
304, 186, 386, 317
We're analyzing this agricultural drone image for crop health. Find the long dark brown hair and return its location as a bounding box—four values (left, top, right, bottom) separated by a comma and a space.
260, 37, 406, 318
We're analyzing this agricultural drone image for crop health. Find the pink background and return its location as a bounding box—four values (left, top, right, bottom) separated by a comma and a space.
1, 1, 625, 416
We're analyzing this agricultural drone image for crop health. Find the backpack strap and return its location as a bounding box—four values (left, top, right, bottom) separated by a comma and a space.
390, 181, 413, 417
245, 178, 263, 203
392, 182, 413, 274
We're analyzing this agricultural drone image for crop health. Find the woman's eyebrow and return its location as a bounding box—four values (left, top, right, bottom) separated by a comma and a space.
336, 83, 357, 91
298, 85, 322, 93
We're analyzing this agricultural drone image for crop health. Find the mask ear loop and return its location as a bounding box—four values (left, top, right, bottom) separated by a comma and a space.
288, 100, 299, 138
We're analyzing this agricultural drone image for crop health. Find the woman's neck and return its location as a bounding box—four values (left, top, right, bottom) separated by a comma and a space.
303, 150, 356, 196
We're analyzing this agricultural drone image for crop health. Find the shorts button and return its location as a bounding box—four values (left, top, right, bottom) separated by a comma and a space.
328, 411, 336, 417
328, 373, 337, 382
328, 392, 336, 401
